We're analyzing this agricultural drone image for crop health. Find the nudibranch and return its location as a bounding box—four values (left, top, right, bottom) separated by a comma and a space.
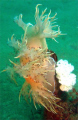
4, 4, 68, 113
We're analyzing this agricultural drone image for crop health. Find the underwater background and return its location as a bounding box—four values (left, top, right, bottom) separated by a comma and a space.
0, 0, 78, 120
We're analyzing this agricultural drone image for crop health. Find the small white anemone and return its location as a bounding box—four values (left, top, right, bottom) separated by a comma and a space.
56, 59, 76, 91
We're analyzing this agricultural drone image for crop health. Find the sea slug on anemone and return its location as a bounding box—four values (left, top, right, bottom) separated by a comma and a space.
4, 4, 76, 113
